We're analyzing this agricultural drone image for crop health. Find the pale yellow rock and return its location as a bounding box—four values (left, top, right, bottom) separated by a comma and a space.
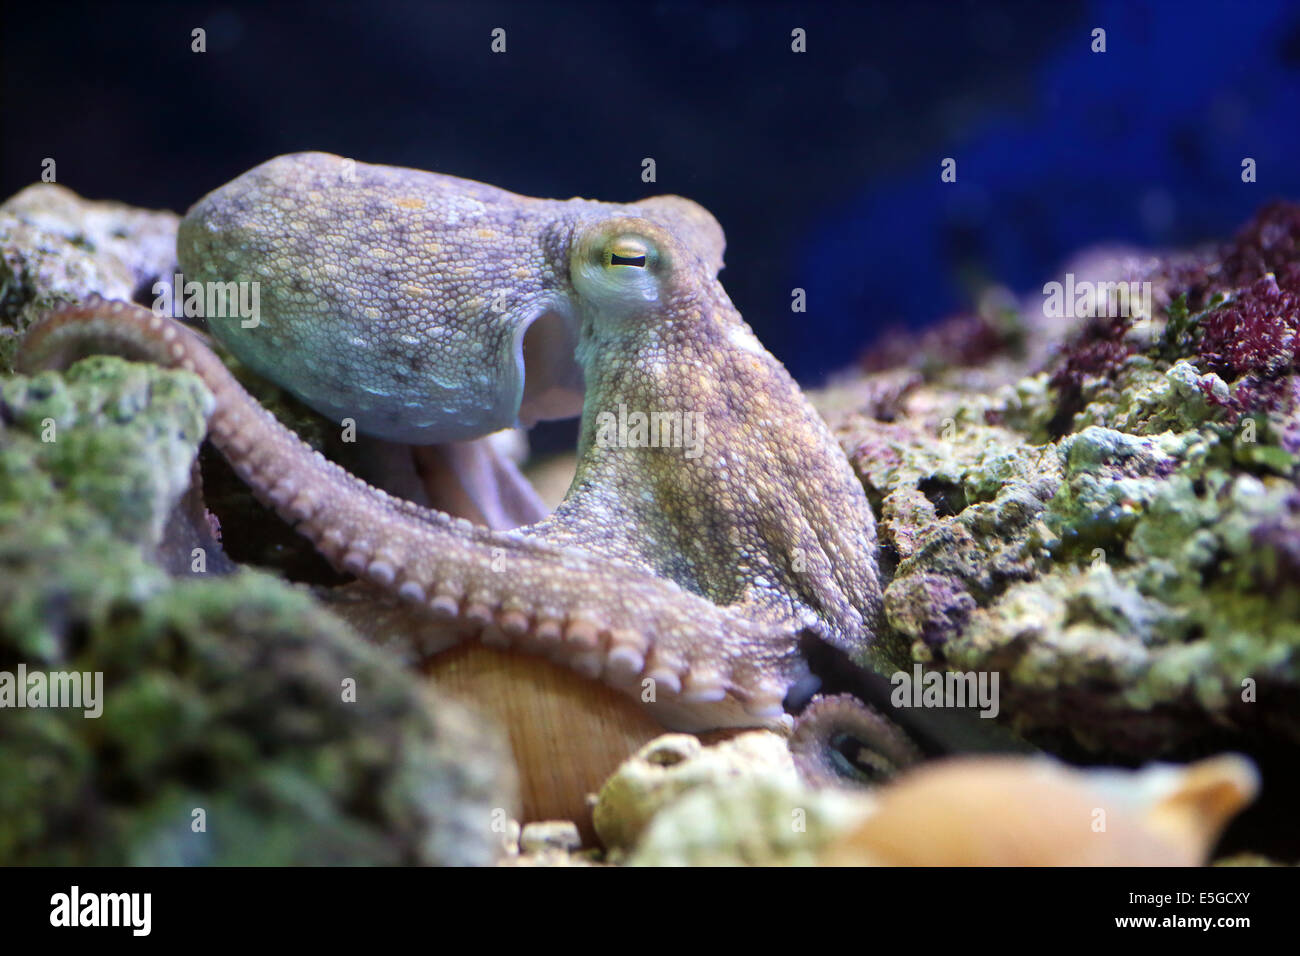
519, 820, 582, 854
628, 780, 875, 867
593, 731, 800, 851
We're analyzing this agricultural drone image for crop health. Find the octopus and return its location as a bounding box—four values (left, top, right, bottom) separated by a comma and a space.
18, 152, 884, 740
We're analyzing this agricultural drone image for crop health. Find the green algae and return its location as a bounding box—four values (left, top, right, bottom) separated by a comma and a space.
0, 356, 516, 864
835, 226, 1300, 754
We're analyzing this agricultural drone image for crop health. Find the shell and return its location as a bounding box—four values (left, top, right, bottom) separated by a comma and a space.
426, 643, 665, 845
819, 754, 1260, 866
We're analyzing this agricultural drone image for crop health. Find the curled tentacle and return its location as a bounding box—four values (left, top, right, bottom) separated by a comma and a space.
790, 693, 922, 788
17, 297, 806, 730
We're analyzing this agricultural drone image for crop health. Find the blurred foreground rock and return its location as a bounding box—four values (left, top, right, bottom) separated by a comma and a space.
0, 346, 517, 865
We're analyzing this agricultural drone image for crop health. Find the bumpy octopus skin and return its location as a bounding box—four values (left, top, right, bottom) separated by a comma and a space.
18, 153, 883, 732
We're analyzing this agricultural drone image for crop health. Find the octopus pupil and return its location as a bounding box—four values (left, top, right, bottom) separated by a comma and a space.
610, 254, 646, 267
829, 731, 895, 784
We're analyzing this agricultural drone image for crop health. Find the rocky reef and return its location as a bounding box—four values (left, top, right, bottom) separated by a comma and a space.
828, 203, 1300, 759
1, 182, 1294, 864
0, 196, 519, 863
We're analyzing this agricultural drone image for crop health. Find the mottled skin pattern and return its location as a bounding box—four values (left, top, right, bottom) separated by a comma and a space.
177, 153, 725, 444
19, 153, 882, 731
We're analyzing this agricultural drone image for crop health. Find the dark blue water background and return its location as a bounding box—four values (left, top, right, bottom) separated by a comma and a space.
4, 0, 1298, 382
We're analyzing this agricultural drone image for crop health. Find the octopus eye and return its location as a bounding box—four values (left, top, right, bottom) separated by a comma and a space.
828, 731, 904, 784
571, 226, 664, 310
607, 236, 651, 269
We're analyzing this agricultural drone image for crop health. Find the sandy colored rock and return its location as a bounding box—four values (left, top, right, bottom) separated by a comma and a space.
594, 730, 799, 851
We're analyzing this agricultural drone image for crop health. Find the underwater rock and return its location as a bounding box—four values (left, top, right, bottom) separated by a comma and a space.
0, 356, 518, 865
500, 819, 601, 867
622, 751, 1256, 867
593, 731, 799, 852
628, 778, 874, 867
0, 184, 343, 581
830, 204, 1300, 754
2, 356, 214, 557
0, 184, 179, 373
519, 819, 582, 854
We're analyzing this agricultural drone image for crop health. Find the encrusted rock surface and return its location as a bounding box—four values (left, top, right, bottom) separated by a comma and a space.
628, 777, 874, 867
0, 344, 517, 865
825, 203, 1300, 754
0, 184, 179, 373
593, 731, 798, 851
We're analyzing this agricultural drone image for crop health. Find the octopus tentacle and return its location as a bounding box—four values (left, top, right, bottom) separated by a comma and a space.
17, 297, 804, 728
